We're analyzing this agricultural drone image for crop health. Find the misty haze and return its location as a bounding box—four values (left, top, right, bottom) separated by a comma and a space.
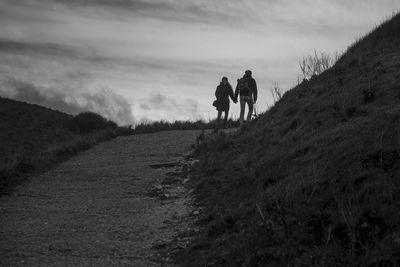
1, 1, 400, 266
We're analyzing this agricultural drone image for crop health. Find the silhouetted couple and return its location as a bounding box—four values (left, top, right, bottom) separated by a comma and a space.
214, 70, 258, 129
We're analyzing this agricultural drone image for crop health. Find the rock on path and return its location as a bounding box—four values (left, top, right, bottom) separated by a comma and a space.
0, 130, 200, 266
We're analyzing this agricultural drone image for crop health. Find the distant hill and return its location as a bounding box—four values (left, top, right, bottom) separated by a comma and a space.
181, 12, 400, 266
0, 97, 122, 195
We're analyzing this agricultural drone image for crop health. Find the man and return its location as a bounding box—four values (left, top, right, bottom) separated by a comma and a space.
215, 77, 236, 129
235, 70, 258, 124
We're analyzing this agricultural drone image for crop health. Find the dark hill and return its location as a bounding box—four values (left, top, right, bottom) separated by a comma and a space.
181, 13, 400, 266
0, 97, 118, 195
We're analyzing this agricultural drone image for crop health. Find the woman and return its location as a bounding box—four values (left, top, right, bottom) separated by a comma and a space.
214, 77, 236, 129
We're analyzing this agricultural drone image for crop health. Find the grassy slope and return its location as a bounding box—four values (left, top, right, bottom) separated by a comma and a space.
0, 97, 117, 195
180, 13, 400, 266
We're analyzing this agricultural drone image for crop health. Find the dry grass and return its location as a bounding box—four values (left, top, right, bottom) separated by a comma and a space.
133, 118, 239, 134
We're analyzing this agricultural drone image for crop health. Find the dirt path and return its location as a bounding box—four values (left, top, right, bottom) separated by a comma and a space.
0, 130, 200, 266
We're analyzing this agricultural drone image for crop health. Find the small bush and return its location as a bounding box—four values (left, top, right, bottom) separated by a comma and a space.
115, 126, 135, 136
68, 112, 117, 133
299, 50, 339, 80
270, 82, 283, 104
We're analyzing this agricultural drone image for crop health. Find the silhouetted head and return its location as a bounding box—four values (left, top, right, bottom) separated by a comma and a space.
245, 70, 252, 77
221, 76, 228, 85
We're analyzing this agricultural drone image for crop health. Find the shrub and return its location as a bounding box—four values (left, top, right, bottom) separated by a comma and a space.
115, 125, 135, 136
299, 50, 338, 80
270, 82, 283, 104
68, 112, 117, 133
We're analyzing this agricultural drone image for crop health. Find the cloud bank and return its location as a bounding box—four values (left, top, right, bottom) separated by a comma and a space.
1, 79, 134, 125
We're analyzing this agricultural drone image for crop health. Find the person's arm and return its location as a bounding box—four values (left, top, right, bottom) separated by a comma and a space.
215, 86, 219, 99
234, 80, 240, 100
253, 79, 258, 103
228, 85, 235, 102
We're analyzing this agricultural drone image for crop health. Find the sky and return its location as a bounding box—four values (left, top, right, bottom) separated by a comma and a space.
0, 0, 399, 125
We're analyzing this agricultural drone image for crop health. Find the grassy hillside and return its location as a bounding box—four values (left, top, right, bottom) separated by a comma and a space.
0, 97, 120, 195
179, 13, 400, 266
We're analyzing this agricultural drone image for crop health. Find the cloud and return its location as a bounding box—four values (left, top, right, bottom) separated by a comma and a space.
39, 0, 400, 33
52, 0, 242, 24
185, 98, 200, 118
140, 93, 175, 111
0, 79, 134, 125
0, 38, 82, 58
139, 92, 200, 120
0, 0, 254, 27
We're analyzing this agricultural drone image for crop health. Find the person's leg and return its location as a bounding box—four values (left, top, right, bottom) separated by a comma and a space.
216, 110, 222, 130
223, 109, 229, 129
217, 110, 222, 121
239, 98, 246, 124
246, 98, 254, 121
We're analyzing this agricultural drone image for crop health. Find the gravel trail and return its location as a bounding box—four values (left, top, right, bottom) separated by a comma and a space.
0, 130, 200, 266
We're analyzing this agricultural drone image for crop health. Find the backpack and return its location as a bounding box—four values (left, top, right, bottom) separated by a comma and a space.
237, 78, 250, 95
